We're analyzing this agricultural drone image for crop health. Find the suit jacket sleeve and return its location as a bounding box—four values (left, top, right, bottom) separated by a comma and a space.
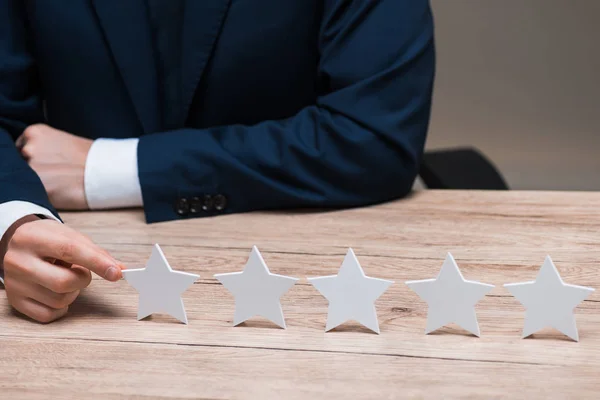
0, 0, 57, 217
138, 0, 435, 223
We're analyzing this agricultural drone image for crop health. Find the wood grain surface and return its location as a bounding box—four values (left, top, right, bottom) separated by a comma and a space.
1, 190, 599, 399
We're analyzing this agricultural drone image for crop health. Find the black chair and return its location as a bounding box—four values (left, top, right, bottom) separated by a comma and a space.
419, 147, 508, 190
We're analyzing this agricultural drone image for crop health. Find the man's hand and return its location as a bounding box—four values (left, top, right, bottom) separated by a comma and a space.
17, 124, 93, 210
1, 217, 124, 323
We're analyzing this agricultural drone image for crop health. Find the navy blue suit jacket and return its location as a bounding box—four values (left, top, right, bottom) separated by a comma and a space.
0, 0, 435, 223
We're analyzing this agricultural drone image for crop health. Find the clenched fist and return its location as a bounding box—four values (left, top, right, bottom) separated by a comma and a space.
16, 124, 93, 210
1, 216, 124, 323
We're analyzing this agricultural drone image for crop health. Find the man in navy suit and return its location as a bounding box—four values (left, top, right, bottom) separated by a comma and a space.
0, 0, 435, 322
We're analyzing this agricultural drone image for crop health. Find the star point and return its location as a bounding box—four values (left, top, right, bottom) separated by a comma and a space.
309, 248, 393, 334
215, 246, 298, 329
504, 256, 594, 341
406, 253, 494, 337
123, 244, 199, 324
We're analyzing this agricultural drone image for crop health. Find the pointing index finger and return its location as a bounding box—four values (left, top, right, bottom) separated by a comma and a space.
26, 229, 123, 281
52, 239, 122, 281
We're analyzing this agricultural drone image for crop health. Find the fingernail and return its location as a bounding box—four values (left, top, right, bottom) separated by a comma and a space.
105, 266, 121, 281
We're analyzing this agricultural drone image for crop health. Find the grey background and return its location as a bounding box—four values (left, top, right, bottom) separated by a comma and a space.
427, 0, 600, 190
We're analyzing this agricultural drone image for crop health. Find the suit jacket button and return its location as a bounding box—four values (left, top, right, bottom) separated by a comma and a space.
201, 194, 214, 211
175, 197, 190, 216
189, 197, 202, 214
213, 194, 227, 211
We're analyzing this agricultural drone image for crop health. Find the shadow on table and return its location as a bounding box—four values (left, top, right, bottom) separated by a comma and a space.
327, 322, 380, 335
427, 326, 479, 338
68, 291, 122, 318
258, 192, 419, 217
236, 319, 285, 330
523, 330, 578, 343
9, 291, 122, 323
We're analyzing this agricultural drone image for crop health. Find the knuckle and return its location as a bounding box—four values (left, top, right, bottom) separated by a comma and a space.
3, 253, 28, 277
2, 250, 20, 271
35, 308, 57, 324
9, 230, 27, 249
51, 274, 73, 293
56, 242, 75, 261
23, 124, 45, 139
90, 254, 109, 272
50, 292, 77, 309
45, 297, 62, 309
21, 145, 34, 159
10, 223, 36, 247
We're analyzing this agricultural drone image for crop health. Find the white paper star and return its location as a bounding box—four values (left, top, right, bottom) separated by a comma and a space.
308, 248, 393, 334
406, 253, 494, 336
122, 244, 199, 324
214, 246, 298, 328
504, 256, 594, 341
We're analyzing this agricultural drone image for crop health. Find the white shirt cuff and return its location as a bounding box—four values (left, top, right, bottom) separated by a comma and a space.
84, 138, 144, 209
0, 201, 61, 285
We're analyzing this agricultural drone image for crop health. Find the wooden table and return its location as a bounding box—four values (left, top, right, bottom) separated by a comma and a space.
1, 190, 600, 399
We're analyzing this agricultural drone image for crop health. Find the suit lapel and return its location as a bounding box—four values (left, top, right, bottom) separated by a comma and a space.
92, 0, 160, 134
181, 0, 231, 121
